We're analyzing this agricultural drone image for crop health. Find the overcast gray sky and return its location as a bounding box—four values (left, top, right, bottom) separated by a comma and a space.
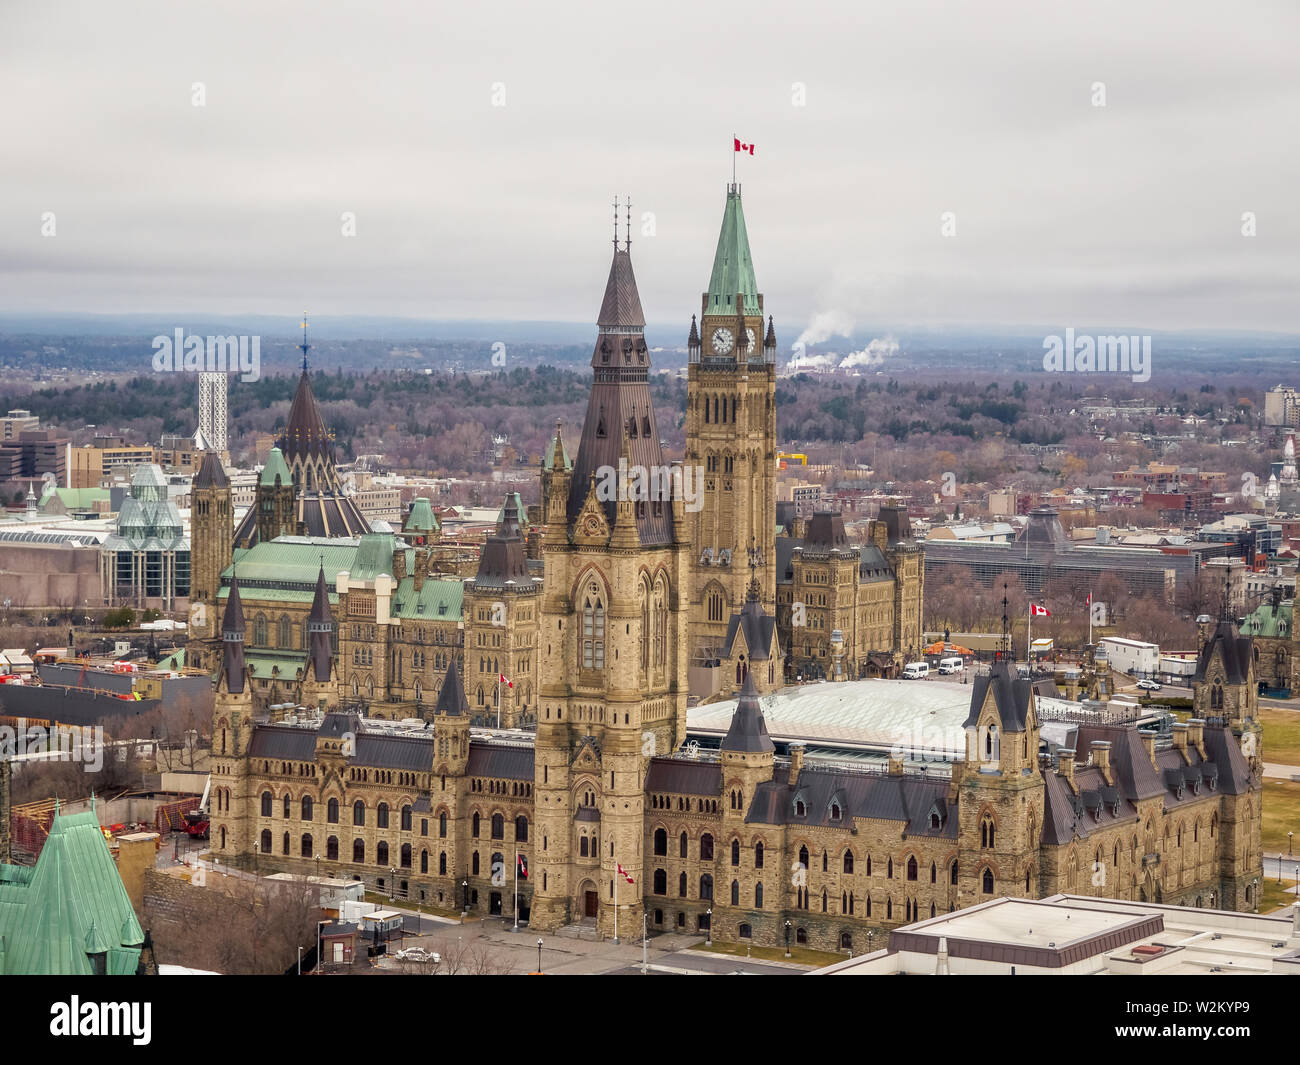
2, 0, 1297, 338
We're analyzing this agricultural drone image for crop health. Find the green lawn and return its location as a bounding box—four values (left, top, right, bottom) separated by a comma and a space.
1262, 708, 1300, 766
689, 939, 845, 967
1260, 878, 1298, 914
1262, 779, 1300, 854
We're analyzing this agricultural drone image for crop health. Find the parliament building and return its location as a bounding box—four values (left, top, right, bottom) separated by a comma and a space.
200, 186, 1264, 950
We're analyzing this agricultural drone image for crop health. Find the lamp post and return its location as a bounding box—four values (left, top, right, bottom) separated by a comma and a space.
537, 937, 543, 974
784, 919, 792, 958
1290, 831, 1294, 857
317, 919, 327, 974
462, 878, 469, 919
705, 907, 712, 947
390, 867, 397, 902
1253, 877, 1260, 913
253, 839, 259, 876
297, 945, 303, 975
641, 913, 648, 975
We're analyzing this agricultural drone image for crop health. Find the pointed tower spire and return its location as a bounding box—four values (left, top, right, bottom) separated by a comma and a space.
707, 184, 759, 316
221, 573, 247, 693
300, 312, 311, 373
307, 564, 334, 683
721, 671, 775, 753
435, 659, 469, 716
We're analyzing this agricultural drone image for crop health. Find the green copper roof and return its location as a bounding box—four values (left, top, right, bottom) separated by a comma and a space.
404, 497, 439, 535
0, 809, 143, 975
260, 447, 292, 488
40, 486, 110, 510
391, 576, 464, 621
157, 646, 185, 670
350, 531, 397, 582
1241, 600, 1291, 638
706, 185, 760, 315
226, 539, 359, 588
245, 651, 307, 679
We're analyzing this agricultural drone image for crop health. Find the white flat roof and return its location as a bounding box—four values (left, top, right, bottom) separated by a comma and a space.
687, 678, 973, 755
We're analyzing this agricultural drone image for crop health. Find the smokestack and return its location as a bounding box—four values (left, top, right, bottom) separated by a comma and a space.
1057, 748, 1075, 788
1141, 732, 1157, 769
1186, 717, 1206, 757
1171, 723, 1188, 757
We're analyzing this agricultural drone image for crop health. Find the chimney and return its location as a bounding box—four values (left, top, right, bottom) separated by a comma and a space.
1091, 740, 1111, 778
788, 743, 805, 783
1186, 717, 1206, 758
1171, 722, 1188, 758
393, 547, 408, 581
934, 936, 950, 975
872, 520, 888, 551
1057, 748, 1075, 788
1141, 732, 1157, 769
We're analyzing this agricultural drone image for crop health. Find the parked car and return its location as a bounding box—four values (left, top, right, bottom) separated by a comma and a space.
1136, 679, 1161, 691
394, 947, 440, 964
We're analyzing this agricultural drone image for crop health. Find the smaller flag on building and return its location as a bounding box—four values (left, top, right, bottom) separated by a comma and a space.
734, 137, 755, 155
617, 863, 634, 884
499, 673, 513, 688
517, 854, 528, 879
1030, 603, 1051, 617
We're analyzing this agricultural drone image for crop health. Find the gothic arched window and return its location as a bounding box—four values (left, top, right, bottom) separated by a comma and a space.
582, 582, 606, 671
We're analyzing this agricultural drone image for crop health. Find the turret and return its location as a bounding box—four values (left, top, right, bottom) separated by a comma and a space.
220, 574, 247, 695
433, 660, 470, 775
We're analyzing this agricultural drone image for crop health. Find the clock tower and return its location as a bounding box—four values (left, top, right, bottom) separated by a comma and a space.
685, 184, 778, 687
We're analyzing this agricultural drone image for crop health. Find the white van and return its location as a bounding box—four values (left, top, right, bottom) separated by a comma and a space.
937, 657, 964, 675
902, 662, 929, 680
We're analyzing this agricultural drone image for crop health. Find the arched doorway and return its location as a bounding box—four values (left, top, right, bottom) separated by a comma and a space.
577, 879, 599, 923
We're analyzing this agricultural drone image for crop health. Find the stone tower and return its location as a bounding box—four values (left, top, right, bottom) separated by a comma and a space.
1192, 619, 1262, 770
189, 448, 232, 674
531, 221, 692, 937
210, 575, 255, 862
685, 184, 778, 674
250, 448, 297, 546
463, 494, 542, 729
955, 657, 1045, 906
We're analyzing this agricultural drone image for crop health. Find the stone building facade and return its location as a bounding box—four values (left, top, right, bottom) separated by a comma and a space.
206, 195, 1263, 950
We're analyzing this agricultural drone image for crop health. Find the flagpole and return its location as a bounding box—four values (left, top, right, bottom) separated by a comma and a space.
513, 848, 519, 932
613, 864, 619, 944
732, 132, 735, 184
1088, 590, 1093, 647
496, 674, 501, 730
1027, 608, 1032, 665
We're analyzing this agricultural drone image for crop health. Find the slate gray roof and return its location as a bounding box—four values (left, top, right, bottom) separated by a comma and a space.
962, 661, 1033, 731
249, 726, 318, 761
465, 743, 534, 781
721, 596, 776, 664
720, 672, 775, 753
645, 758, 723, 796
354, 733, 432, 772
745, 765, 957, 836
1192, 620, 1253, 684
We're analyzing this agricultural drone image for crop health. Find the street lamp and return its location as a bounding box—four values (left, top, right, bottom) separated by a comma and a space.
253, 840, 259, 876
315, 855, 321, 881
462, 879, 469, 918
536, 937, 543, 973
705, 907, 712, 947
390, 867, 397, 902
1290, 831, 1294, 857
641, 913, 648, 975
1253, 878, 1260, 913
784, 919, 792, 958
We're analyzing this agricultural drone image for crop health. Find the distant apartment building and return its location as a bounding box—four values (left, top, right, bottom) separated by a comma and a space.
1265, 384, 1300, 427
90, 436, 156, 475
1204, 556, 1248, 612
0, 409, 39, 441
778, 479, 823, 518
1199, 513, 1280, 561
156, 433, 203, 475
0, 429, 68, 484
923, 506, 1201, 600
198, 371, 229, 452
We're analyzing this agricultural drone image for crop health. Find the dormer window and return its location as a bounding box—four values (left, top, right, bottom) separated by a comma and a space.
795, 799, 806, 817
830, 803, 841, 821
930, 812, 941, 830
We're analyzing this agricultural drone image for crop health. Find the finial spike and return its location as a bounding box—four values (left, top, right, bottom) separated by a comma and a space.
300, 313, 311, 373
625, 195, 632, 251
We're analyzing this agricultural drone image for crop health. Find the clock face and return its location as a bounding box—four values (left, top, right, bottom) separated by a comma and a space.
744, 327, 756, 352
711, 327, 734, 355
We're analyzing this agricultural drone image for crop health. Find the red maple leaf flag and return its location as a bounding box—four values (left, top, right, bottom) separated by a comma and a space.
1030, 603, 1051, 617
517, 854, 528, 879
499, 673, 513, 688
617, 863, 634, 885
734, 137, 755, 155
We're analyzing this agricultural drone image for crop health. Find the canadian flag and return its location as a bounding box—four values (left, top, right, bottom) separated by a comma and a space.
617, 863, 634, 885
734, 137, 755, 155
499, 673, 513, 688
1030, 603, 1051, 617
1085, 591, 1092, 606
517, 854, 528, 879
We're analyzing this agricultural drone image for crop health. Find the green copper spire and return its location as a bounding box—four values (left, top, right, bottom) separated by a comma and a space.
706, 184, 760, 315
259, 446, 291, 488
